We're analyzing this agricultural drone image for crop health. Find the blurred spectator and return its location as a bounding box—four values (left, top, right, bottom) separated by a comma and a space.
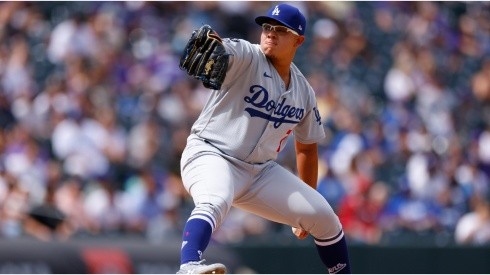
2, 35, 33, 101
127, 117, 161, 169
51, 113, 110, 179
317, 163, 345, 211
472, 58, 490, 102
0, 171, 29, 238
24, 183, 71, 241
47, 12, 97, 64
455, 195, 490, 245
384, 42, 416, 103
83, 177, 127, 235
122, 168, 172, 236
3, 126, 48, 204
54, 176, 99, 236
338, 182, 390, 244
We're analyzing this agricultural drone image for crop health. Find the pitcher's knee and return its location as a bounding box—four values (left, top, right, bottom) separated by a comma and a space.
304, 206, 343, 241
190, 198, 229, 231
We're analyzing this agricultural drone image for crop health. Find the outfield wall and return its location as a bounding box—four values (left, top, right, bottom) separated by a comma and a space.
0, 237, 489, 273
0, 237, 239, 274
232, 242, 490, 274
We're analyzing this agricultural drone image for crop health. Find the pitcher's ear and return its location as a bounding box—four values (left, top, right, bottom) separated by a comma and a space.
295, 35, 305, 48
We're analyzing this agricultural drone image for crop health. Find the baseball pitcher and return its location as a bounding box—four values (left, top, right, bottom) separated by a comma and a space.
177, 3, 351, 274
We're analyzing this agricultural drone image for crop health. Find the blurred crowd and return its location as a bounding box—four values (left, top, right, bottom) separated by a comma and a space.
0, 1, 490, 246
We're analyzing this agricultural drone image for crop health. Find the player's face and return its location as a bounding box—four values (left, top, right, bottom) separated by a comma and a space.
260, 22, 304, 60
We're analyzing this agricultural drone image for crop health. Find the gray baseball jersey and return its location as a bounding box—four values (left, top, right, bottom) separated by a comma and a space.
188, 38, 325, 164
181, 38, 342, 242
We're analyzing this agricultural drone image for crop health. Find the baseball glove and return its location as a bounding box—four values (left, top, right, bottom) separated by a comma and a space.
179, 25, 229, 90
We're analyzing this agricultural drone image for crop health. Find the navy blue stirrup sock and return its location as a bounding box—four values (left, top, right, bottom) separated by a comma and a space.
315, 235, 352, 274
180, 218, 213, 265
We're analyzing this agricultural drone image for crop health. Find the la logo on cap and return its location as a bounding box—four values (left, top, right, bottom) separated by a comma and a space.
272, 5, 280, 16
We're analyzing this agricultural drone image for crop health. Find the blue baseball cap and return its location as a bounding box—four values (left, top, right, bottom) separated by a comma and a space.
255, 3, 306, 36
